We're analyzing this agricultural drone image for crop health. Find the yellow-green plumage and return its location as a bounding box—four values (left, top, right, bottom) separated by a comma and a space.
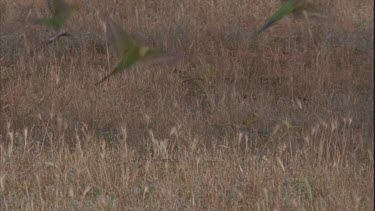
258, 0, 313, 34
35, 0, 77, 30
96, 16, 161, 85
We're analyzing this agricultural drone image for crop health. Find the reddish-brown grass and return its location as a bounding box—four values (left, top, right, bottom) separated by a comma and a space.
1, 0, 374, 210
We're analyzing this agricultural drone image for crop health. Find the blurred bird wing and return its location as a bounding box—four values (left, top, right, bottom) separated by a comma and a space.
137, 49, 180, 67
294, 0, 314, 10
47, 0, 55, 14
258, 0, 295, 33
269, 0, 295, 23
48, 0, 69, 16
105, 16, 137, 58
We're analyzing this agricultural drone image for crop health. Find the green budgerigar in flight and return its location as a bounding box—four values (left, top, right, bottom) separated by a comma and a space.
34, 0, 77, 30
257, 0, 313, 34
96, 16, 164, 85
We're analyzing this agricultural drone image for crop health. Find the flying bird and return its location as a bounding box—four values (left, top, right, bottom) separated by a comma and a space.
257, 0, 314, 34
33, 0, 78, 30
96, 16, 166, 85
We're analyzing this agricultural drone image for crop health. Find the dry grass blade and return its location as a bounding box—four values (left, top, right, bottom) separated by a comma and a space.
1, 0, 373, 210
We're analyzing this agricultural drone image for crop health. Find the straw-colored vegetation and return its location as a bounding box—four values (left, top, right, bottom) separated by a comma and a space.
0, 0, 373, 210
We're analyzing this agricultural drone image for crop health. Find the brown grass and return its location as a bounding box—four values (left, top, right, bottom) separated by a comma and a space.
0, 0, 374, 210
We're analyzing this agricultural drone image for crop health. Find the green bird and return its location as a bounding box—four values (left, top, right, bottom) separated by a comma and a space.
96, 16, 164, 85
34, 0, 77, 30
257, 0, 314, 34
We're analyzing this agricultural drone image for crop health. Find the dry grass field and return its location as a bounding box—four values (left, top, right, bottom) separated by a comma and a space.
0, 0, 374, 210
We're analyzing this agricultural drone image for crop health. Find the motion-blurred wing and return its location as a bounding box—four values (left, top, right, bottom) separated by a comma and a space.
258, 0, 295, 33
105, 16, 137, 58
48, 0, 66, 16
47, 0, 56, 14
137, 48, 177, 66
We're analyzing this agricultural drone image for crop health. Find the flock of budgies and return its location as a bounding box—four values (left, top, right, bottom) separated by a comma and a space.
34, 0, 315, 85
